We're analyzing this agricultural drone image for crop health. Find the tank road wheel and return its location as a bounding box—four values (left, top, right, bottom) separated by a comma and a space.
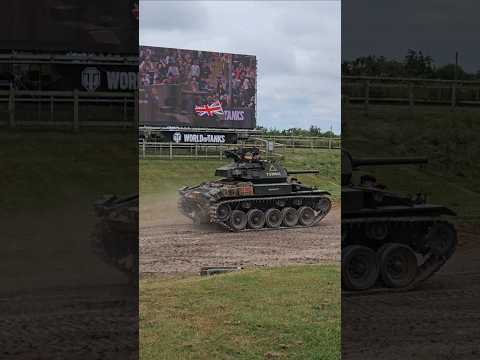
281, 207, 298, 227
230, 210, 247, 231
298, 206, 316, 226
247, 209, 266, 229
379, 243, 418, 288
265, 208, 283, 228
216, 204, 232, 222
342, 245, 379, 291
426, 222, 457, 257
315, 197, 331, 214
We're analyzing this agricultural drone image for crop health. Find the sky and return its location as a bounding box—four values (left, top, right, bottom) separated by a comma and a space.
342, 0, 479, 73
140, 0, 341, 133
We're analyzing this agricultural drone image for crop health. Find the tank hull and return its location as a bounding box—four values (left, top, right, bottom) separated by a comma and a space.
178, 181, 331, 231
342, 194, 457, 293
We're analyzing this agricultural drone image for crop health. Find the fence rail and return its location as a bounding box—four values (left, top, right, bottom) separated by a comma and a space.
139, 142, 285, 160
0, 88, 137, 130
139, 138, 340, 160
342, 76, 480, 109
259, 135, 341, 149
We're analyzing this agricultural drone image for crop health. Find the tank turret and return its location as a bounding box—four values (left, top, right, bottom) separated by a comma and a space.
215, 147, 319, 182
178, 147, 331, 231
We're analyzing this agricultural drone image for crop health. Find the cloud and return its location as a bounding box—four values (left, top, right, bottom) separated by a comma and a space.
140, 0, 341, 133
140, 1, 208, 31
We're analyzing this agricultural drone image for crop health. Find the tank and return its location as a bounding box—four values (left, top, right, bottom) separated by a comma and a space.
342, 150, 457, 292
92, 194, 139, 282
178, 147, 332, 231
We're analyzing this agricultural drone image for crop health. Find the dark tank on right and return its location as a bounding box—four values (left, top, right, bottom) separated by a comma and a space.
342, 150, 457, 292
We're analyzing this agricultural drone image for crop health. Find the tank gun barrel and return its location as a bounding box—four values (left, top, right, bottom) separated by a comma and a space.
287, 170, 320, 175
352, 157, 428, 167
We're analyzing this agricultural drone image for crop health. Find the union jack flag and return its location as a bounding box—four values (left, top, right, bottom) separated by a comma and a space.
195, 101, 224, 117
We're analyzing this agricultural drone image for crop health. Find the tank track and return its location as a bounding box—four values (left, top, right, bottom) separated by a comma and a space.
209, 194, 332, 232
342, 217, 456, 295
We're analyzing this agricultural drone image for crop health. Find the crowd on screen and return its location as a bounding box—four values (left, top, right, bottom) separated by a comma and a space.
139, 47, 256, 109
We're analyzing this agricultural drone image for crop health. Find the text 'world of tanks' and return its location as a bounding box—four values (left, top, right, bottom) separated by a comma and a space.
342, 150, 457, 293
178, 147, 332, 232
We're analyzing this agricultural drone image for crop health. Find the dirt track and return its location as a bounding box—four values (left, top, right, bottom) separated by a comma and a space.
140, 198, 340, 276
0, 285, 137, 360
342, 223, 480, 360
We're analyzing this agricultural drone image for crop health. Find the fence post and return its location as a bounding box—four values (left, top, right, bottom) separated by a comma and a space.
408, 82, 414, 110
451, 82, 456, 110
195, 143, 198, 159
50, 96, 54, 124
329, 139, 332, 149
364, 80, 370, 113
73, 89, 79, 132
142, 141, 146, 159
134, 91, 139, 128
8, 87, 15, 128
169, 142, 173, 160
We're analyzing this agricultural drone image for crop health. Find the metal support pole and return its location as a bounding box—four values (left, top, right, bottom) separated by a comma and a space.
73, 89, 79, 132
134, 90, 139, 128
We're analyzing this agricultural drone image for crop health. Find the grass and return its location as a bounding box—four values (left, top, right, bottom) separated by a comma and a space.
0, 131, 138, 212
140, 148, 341, 200
140, 265, 340, 360
0, 131, 138, 290
344, 104, 480, 219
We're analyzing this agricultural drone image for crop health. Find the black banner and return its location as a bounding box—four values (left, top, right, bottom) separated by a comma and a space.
165, 131, 238, 144
0, 63, 138, 92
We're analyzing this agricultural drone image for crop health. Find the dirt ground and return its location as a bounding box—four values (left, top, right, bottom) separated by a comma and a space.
1, 206, 138, 359
139, 197, 341, 276
0, 285, 138, 360
342, 223, 480, 360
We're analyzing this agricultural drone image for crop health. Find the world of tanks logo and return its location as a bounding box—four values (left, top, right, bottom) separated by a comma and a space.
81, 67, 101, 92
173, 132, 182, 143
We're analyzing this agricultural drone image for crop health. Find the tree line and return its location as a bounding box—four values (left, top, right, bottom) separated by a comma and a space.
256, 126, 338, 138
342, 49, 479, 80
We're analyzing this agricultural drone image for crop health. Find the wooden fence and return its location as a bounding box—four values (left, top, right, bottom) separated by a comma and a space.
0, 88, 137, 130
259, 135, 341, 150
139, 137, 341, 160
139, 142, 286, 160
342, 76, 480, 110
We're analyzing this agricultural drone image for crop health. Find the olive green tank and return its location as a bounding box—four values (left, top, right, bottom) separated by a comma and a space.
178, 148, 332, 231
342, 150, 457, 292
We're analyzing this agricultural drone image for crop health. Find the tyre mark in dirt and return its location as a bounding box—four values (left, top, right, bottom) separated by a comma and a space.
0, 286, 137, 360
140, 207, 341, 275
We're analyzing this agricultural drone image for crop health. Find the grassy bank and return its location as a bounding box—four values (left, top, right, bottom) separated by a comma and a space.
140, 265, 340, 360
140, 148, 341, 200
0, 131, 137, 212
344, 105, 480, 219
